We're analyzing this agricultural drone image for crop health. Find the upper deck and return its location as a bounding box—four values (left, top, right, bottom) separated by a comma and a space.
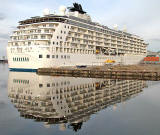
19, 14, 144, 43
8, 3, 147, 56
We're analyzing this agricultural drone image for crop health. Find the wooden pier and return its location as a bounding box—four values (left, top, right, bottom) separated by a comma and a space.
37, 65, 160, 81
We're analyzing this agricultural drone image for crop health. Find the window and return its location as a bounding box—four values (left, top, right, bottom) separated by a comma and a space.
47, 83, 50, 87
34, 35, 38, 39
57, 42, 58, 45
41, 35, 46, 39
61, 30, 62, 33
61, 55, 63, 59
57, 36, 59, 39
39, 55, 43, 58
53, 42, 55, 45
46, 55, 50, 58
52, 55, 55, 58
39, 84, 43, 88
49, 24, 54, 27
64, 55, 66, 59
56, 55, 58, 58
52, 83, 55, 86
45, 30, 49, 33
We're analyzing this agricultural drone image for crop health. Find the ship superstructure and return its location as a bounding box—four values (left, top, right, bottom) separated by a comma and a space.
7, 3, 148, 71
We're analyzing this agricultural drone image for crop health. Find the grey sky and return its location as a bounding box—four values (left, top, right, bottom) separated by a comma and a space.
0, 0, 160, 56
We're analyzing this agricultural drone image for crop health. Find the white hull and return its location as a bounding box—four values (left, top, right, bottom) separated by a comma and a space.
7, 45, 145, 70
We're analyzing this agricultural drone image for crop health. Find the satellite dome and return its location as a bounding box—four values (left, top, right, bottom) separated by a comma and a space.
43, 8, 50, 16
59, 5, 66, 15
113, 24, 118, 30
123, 25, 127, 32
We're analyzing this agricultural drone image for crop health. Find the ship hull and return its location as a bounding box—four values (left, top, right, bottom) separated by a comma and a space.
7, 45, 145, 71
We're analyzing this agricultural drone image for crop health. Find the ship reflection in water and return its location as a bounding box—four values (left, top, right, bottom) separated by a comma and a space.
8, 72, 147, 132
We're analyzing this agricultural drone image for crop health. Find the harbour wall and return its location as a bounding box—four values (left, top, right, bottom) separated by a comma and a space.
37, 65, 160, 81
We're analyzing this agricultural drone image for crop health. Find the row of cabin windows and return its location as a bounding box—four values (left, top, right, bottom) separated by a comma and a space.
55, 47, 95, 54
53, 42, 59, 45
64, 25, 70, 29
13, 57, 29, 61
61, 30, 66, 34
57, 36, 62, 39
39, 81, 70, 88
39, 55, 70, 59
13, 79, 29, 84
39, 83, 94, 90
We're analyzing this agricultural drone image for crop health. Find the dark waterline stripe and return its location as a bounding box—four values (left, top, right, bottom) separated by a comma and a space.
9, 68, 37, 72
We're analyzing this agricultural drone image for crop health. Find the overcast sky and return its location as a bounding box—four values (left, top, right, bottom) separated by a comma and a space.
0, 0, 160, 56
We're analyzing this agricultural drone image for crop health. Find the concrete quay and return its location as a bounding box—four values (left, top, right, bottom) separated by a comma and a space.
37, 65, 160, 81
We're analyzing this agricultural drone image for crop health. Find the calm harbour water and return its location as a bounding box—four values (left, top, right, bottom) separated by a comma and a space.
0, 64, 160, 135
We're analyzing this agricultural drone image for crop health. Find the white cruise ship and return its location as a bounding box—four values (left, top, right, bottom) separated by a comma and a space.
7, 3, 148, 72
